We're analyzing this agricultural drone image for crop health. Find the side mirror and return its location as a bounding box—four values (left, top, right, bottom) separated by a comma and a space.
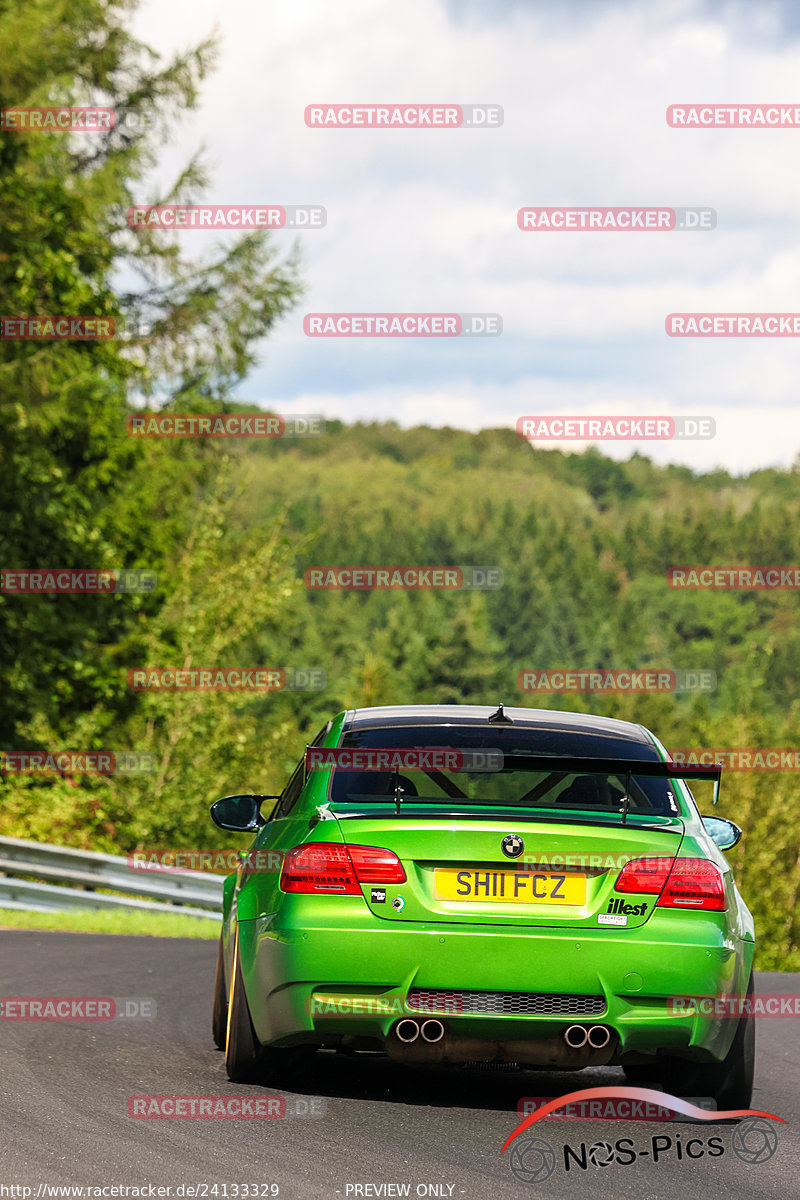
210, 794, 278, 832
702, 815, 742, 851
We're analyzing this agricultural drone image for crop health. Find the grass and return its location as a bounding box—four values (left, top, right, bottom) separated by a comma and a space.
0, 906, 220, 939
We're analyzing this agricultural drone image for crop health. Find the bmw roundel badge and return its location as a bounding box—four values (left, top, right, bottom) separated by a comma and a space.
502, 834, 524, 859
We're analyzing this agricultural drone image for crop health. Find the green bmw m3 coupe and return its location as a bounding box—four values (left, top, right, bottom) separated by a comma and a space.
211, 704, 755, 1106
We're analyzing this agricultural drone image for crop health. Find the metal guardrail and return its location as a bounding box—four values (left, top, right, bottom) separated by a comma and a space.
0, 835, 223, 919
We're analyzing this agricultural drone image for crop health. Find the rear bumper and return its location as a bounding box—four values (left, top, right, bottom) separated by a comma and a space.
237, 899, 753, 1065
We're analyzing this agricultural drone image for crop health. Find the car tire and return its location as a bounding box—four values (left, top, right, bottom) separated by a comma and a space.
660, 970, 755, 1110
212, 931, 228, 1050
224, 927, 266, 1083
224, 927, 314, 1086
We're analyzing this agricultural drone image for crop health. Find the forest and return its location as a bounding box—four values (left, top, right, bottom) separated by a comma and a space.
1, 0, 798, 969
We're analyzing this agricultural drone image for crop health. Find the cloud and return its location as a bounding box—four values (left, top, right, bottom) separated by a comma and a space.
131, 0, 800, 470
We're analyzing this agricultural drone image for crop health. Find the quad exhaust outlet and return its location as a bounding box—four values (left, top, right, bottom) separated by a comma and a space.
420, 1018, 445, 1043
388, 1018, 616, 1066
393, 1017, 446, 1043
587, 1025, 611, 1049
564, 1023, 611, 1049
395, 1018, 421, 1043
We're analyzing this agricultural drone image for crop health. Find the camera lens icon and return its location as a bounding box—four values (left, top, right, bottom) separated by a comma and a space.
508, 1137, 557, 1183
588, 1140, 615, 1167
731, 1117, 779, 1165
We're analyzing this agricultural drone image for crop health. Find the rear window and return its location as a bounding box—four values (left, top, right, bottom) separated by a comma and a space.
327, 724, 683, 819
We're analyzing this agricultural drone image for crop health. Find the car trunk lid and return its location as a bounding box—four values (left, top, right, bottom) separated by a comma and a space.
333, 811, 684, 929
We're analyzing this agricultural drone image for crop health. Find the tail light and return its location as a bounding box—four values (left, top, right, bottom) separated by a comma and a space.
615, 857, 727, 912
657, 859, 727, 911
614, 857, 673, 894
280, 842, 406, 894
347, 844, 407, 883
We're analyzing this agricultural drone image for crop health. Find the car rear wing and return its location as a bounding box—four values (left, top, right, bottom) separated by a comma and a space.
460, 754, 722, 809
306, 746, 723, 814
501, 753, 720, 784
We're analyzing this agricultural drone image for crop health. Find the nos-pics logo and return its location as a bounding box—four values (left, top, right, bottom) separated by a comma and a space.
502, 1088, 782, 1183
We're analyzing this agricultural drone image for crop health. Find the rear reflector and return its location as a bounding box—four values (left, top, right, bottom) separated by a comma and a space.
615, 857, 726, 912
280, 842, 406, 894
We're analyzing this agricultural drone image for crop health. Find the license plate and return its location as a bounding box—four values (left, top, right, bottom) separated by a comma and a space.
433, 868, 585, 905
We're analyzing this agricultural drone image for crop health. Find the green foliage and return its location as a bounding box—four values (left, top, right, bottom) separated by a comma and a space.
1, 2, 799, 970
0, 0, 303, 744
0, 906, 218, 939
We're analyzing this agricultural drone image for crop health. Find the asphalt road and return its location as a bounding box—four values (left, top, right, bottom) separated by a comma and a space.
0, 931, 796, 1199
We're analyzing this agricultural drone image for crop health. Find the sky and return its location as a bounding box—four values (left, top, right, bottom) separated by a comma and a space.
130, 0, 800, 474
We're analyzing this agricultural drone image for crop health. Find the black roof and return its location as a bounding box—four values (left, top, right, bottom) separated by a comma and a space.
342, 704, 653, 745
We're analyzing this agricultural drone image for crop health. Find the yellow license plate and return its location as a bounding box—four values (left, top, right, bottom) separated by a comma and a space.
433, 868, 585, 905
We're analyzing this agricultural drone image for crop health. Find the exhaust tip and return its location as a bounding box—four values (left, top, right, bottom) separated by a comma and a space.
587, 1025, 611, 1049
564, 1024, 589, 1048
420, 1018, 445, 1043
395, 1019, 420, 1043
